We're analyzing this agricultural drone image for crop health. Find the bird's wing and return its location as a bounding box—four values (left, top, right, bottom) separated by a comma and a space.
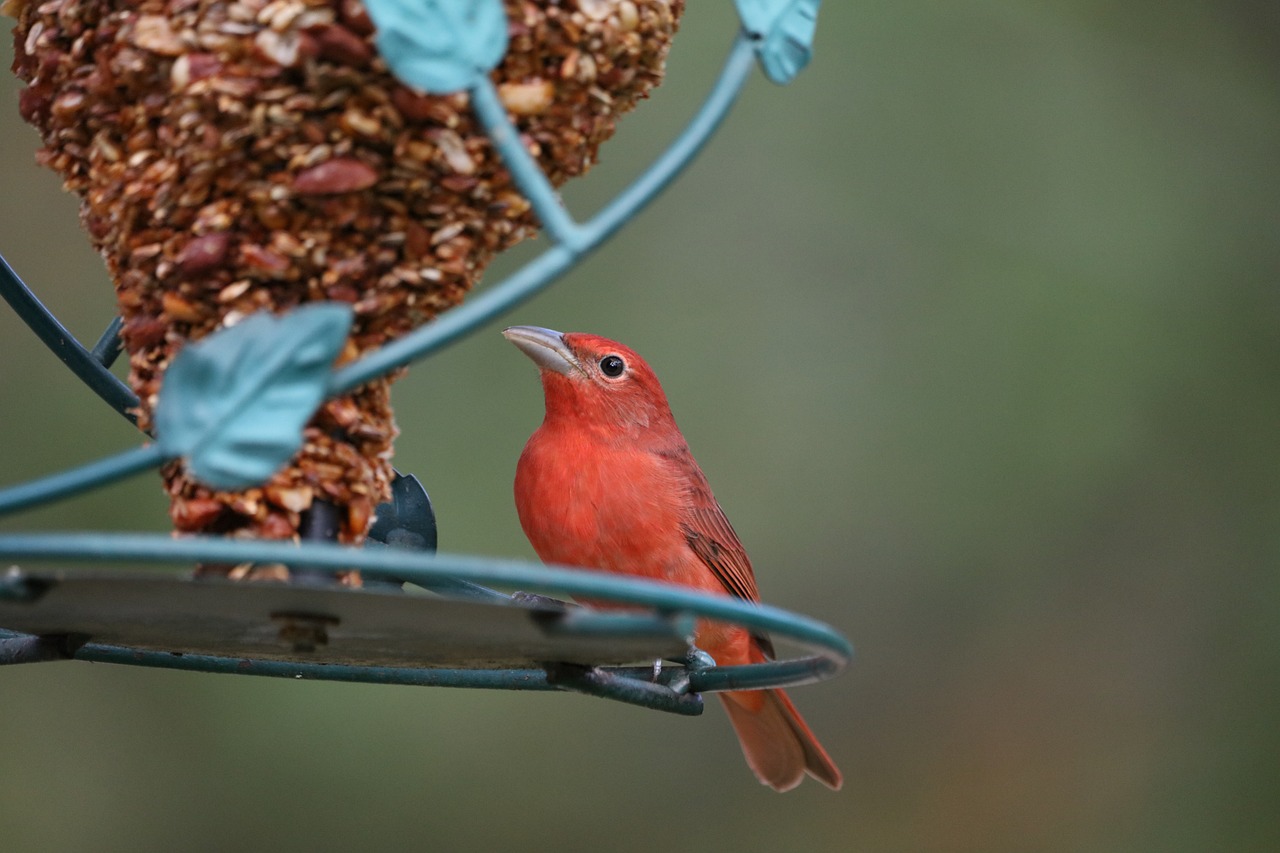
663, 442, 760, 605
682, 502, 760, 604
667, 445, 775, 658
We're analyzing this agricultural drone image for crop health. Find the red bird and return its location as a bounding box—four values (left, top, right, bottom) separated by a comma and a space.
505, 326, 841, 792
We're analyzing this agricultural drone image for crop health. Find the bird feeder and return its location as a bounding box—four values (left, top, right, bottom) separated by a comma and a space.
0, 0, 847, 719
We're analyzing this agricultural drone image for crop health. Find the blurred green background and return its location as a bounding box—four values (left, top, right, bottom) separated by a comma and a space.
3, 2, 1278, 851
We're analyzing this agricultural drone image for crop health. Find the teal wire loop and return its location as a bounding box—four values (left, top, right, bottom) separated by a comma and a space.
0, 533, 853, 697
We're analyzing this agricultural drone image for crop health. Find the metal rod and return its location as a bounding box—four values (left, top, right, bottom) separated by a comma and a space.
78, 642, 705, 710
0, 253, 139, 422
0, 444, 165, 518
469, 76, 588, 251
0, 626, 727, 698
72, 640, 561, 689
90, 316, 125, 368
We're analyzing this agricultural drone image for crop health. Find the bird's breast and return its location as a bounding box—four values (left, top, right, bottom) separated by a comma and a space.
514, 427, 691, 584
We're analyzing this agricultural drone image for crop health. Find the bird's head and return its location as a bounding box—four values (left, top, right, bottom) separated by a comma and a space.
503, 325, 676, 434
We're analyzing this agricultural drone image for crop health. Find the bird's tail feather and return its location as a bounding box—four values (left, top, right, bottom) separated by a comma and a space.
719, 688, 842, 792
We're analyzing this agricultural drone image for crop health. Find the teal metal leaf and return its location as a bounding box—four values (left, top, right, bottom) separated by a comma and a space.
155, 305, 353, 490
365, 0, 509, 94
734, 0, 821, 85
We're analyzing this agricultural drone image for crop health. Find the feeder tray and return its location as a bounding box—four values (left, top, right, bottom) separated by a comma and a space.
0, 571, 691, 668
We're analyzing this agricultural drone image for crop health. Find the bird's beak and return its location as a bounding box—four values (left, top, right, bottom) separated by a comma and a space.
502, 326, 582, 377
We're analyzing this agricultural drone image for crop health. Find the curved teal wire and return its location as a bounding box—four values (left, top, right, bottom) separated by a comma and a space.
329, 33, 756, 394
0, 445, 163, 517
0, 532, 853, 687
0, 254, 139, 421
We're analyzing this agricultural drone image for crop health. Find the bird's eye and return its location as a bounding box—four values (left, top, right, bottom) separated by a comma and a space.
599, 355, 626, 377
